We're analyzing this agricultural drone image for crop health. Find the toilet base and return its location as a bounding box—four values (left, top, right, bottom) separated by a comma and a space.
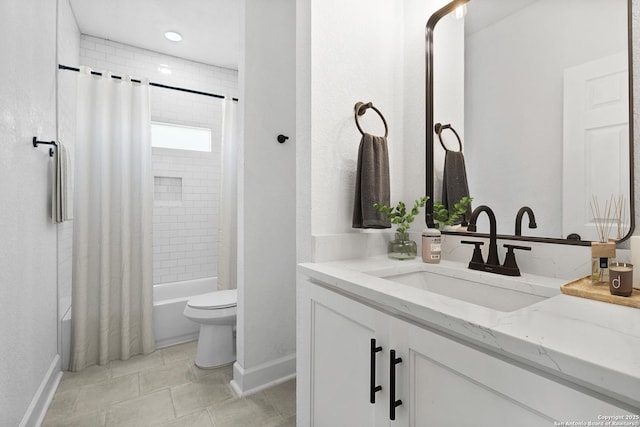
195, 324, 235, 368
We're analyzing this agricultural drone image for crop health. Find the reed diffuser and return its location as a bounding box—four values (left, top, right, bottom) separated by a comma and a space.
613, 194, 628, 240
590, 195, 621, 285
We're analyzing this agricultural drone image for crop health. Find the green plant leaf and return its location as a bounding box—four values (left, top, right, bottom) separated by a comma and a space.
433, 196, 473, 227
372, 196, 429, 234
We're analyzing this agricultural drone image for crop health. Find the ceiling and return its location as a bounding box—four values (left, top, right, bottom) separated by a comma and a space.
69, 0, 240, 70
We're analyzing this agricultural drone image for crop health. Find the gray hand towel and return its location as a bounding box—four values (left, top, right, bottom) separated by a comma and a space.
352, 133, 391, 229
442, 150, 471, 224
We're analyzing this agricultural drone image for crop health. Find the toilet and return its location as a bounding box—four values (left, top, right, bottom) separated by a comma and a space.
183, 289, 237, 368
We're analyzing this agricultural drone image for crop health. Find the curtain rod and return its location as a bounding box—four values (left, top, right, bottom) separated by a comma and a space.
58, 64, 238, 102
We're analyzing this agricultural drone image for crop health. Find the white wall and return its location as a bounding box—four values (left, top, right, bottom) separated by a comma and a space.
233, 0, 297, 394
309, 0, 404, 236
0, 1, 60, 425
298, 0, 457, 262
298, 0, 640, 263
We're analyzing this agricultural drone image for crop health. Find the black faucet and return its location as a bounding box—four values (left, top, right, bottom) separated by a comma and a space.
467, 205, 499, 266
464, 205, 531, 276
515, 206, 537, 236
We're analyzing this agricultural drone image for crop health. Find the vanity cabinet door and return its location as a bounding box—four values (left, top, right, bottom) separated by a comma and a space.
397, 320, 632, 426
298, 279, 389, 427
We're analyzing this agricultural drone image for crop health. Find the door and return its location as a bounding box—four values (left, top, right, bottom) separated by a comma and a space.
299, 280, 387, 427
562, 52, 630, 241
399, 319, 631, 426
403, 324, 549, 426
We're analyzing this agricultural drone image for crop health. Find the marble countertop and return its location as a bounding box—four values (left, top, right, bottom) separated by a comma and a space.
298, 256, 640, 409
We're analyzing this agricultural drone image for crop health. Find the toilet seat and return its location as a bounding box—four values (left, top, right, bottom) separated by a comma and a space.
187, 289, 237, 310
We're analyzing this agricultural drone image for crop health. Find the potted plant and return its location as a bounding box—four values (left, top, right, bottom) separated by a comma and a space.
433, 196, 473, 230
374, 196, 428, 260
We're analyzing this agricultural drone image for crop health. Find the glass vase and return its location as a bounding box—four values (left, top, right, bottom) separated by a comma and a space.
388, 232, 417, 260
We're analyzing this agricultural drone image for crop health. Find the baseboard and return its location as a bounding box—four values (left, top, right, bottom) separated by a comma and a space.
230, 353, 296, 396
155, 333, 199, 350
20, 354, 62, 427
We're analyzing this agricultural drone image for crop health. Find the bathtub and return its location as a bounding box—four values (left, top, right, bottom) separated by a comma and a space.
61, 277, 218, 369
153, 277, 218, 348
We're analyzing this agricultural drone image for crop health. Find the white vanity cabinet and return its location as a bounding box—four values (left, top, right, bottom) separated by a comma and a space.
297, 278, 634, 427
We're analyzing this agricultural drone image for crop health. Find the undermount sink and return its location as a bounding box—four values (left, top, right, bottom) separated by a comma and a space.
381, 270, 551, 312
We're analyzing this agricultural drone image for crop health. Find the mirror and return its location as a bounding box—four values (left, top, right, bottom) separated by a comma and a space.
425, 0, 634, 245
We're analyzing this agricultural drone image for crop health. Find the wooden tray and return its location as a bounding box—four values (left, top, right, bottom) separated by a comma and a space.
560, 276, 640, 309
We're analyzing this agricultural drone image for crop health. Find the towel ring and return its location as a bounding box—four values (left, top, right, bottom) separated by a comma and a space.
434, 123, 462, 152
354, 102, 388, 138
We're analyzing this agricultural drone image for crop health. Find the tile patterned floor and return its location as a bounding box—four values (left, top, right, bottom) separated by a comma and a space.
42, 341, 296, 427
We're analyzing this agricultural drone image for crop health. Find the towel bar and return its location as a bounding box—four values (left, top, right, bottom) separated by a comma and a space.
33, 137, 58, 157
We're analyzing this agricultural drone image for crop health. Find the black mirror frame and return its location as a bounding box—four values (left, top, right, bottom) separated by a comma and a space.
425, 0, 635, 246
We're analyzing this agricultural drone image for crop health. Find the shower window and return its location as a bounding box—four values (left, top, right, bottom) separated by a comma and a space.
151, 121, 212, 152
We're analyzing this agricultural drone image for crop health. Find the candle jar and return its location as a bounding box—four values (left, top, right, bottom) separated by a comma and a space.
609, 262, 633, 297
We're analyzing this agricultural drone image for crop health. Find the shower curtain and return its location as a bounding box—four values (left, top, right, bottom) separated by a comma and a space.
217, 97, 238, 290
70, 67, 154, 371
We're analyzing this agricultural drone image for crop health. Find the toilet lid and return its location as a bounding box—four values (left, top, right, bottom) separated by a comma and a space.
187, 289, 237, 309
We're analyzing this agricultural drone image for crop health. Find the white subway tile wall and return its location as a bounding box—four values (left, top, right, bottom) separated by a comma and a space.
152, 148, 220, 283
154, 176, 183, 203
80, 35, 238, 284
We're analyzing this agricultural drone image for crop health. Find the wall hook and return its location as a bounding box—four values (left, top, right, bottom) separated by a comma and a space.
277, 134, 289, 143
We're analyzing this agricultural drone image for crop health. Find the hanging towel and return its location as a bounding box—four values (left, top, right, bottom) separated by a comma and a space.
352, 133, 391, 229
441, 150, 471, 224
52, 142, 73, 223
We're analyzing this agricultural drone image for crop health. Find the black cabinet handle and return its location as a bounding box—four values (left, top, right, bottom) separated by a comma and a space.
370, 338, 382, 403
390, 349, 403, 420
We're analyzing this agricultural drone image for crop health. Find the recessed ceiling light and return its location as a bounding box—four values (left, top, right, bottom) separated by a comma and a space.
158, 65, 172, 75
164, 31, 182, 42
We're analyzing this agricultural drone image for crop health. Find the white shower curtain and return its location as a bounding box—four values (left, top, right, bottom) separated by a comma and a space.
217, 97, 238, 290
70, 67, 155, 371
